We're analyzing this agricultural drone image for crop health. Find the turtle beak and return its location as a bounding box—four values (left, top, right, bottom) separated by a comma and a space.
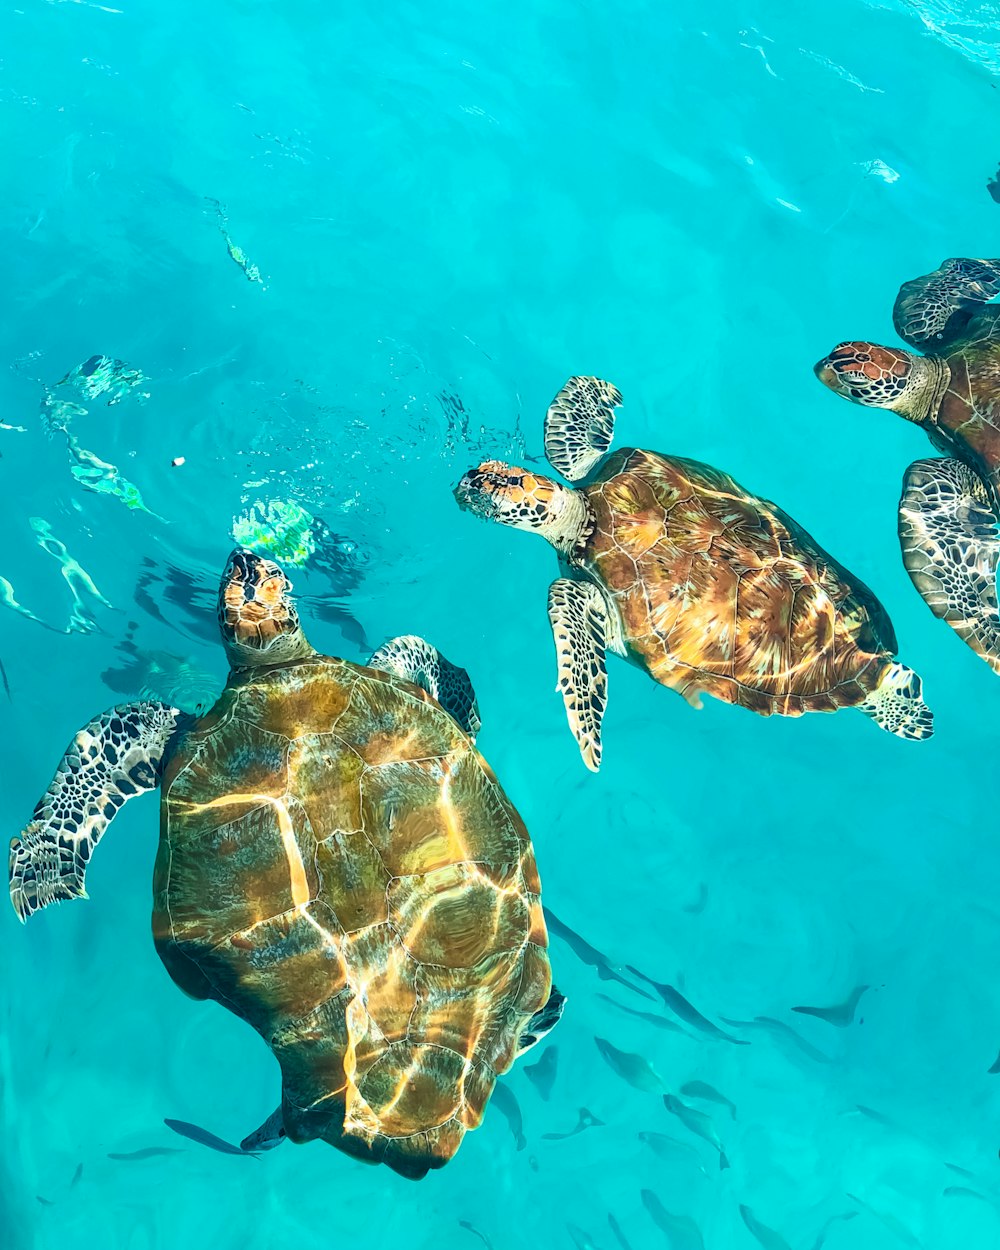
453, 472, 477, 512
813, 358, 837, 387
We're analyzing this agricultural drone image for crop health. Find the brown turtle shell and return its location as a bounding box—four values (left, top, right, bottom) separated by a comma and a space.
152, 654, 549, 1180
930, 312, 1000, 492
578, 448, 897, 716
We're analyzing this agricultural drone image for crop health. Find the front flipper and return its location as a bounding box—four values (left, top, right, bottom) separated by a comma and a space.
9, 701, 186, 921
547, 579, 609, 772
516, 986, 567, 1058
893, 257, 1000, 350
898, 457, 1000, 675
368, 635, 481, 739
544, 376, 623, 482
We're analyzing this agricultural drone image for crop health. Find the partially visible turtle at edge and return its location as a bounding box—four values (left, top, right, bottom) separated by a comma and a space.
815, 255, 1000, 675
10, 550, 562, 1179
455, 376, 932, 771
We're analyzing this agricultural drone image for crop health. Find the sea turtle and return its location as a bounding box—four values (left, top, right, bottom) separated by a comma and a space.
814, 256, 1000, 675
455, 376, 932, 771
10, 549, 561, 1179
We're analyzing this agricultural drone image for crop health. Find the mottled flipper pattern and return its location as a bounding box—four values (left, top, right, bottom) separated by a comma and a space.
9, 701, 185, 921
544, 376, 622, 483
547, 579, 608, 772
368, 635, 482, 739
898, 456, 1000, 675
893, 257, 1000, 350
857, 662, 934, 741
516, 985, 567, 1057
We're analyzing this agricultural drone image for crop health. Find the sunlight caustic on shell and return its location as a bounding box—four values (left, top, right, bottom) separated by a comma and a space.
178, 792, 310, 907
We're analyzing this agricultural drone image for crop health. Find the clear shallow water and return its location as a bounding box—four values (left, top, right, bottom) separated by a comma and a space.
4, 0, 1000, 1246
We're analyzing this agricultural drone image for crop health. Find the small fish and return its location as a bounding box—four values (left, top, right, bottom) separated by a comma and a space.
845, 1193, 922, 1249
637, 1131, 708, 1174
107, 1147, 186, 1161
662, 1095, 729, 1169
597, 994, 687, 1034
989, 166, 1000, 205
792, 985, 869, 1027
567, 1224, 601, 1250
739, 1205, 792, 1250
719, 1015, 832, 1064
541, 1106, 604, 1141
608, 1214, 633, 1250
943, 1186, 998, 1207
70, 1163, 83, 1187
524, 1046, 558, 1101
988, 1048, 1000, 1074
543, 909, 653, 999
0, 657, 10, 701
163, 1118, 257, 1157
36, 1196, 53, 1206
679, 1081, 736, 1120
626, 968, 745, 1044
595, 1037, 664, 1093
854, 1104, 901, 1132
945, 1162, 978, 1180
489, 1082, 526, 1150
808, 1211, 858, 1250
640, 1192, 705, 1250
459, 1220, 494, 1250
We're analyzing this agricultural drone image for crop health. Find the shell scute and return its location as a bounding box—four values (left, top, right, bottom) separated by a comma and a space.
156, 797, 318, 944
346, 671, 466, 766
288, 734, 364, 838
389, 863, 530, 968
200, 901, 347, 1031
315, 831, 390, 932
358, 1042, 469, 1135
344, 921, 418, 1044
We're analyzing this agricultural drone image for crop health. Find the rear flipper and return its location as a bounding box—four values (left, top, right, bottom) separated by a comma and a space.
517, 986, 568, 1058
898, 456, 1000, 675
368, 635, 481, 739
857, 663, 933, 741
240, 1106, 286, 1152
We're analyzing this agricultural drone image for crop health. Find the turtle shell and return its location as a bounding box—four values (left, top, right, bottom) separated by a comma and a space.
933, 314, 1000, 490
578, 448, 896, 716
153, 655, 549, 1179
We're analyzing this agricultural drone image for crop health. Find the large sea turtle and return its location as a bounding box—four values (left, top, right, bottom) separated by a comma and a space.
455, 376, 932, 771
814, 256, 1000, 675
10, 550, 561, 1179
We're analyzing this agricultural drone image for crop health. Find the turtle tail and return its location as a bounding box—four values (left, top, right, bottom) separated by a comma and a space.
857, 662, 934, 741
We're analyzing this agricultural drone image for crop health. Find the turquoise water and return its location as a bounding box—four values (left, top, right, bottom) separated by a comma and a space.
4, 0, 1000, 1245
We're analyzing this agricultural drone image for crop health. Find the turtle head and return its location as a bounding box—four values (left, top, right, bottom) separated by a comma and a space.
218, 550, 313, 668
813, 341, 945, 423
454, 461, 592, 554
